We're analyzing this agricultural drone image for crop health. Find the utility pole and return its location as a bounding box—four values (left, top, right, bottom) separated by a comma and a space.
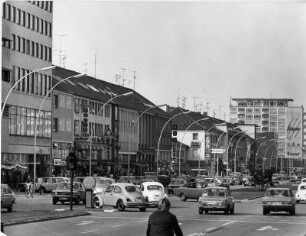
121, 68, 126, 87
177, 89, 180, 107
133, 71, 136, 91
57, 34, 67, 67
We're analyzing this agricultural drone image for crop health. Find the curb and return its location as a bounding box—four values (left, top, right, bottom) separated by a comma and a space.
3, 211, 91, 227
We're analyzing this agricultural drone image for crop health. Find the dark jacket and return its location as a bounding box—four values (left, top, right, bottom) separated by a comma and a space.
146, 210, 183, 236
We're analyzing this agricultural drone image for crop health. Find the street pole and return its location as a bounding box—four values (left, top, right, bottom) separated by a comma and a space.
34, 73, 85, 185
177, 118, 209, 175
216, 131, 227, 176
233, 132, 254, 173
226, 130, 245, 174
156, 110, 191, 176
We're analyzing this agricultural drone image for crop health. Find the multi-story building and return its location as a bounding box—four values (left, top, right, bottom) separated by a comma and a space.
229, 98, 304, 173
52, 66, 170, 177
2, 1, 53, 187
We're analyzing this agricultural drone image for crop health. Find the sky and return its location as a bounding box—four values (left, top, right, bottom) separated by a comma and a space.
53, 1, 306, 120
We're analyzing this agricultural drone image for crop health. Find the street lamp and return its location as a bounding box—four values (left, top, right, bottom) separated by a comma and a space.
255, 138, 276, 170
233, 132, 254, 173
246, 136, 267, 165
156, 110, 192, 176
34, 73, 85, 185
1, 66, 55, 118
177, 117, 209, 175
89, 91, 134, 176
263, 142, 277, 171
215, 131, 227, 176
226, 129, 245, 174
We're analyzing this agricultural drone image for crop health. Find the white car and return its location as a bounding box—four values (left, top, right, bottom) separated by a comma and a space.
295, 184, 306, 203
140, 182, 167, 207
300, 178, 306, 185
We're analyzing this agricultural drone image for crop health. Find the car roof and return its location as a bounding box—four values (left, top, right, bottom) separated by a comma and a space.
267, 187, 290, 190
141, 181, 163, 186
204, 186, 228, 190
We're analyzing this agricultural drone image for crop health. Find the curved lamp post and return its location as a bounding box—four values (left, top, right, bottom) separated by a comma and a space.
34, 73, 85, 184
255, 138, 276, 170
177, 117, 209, 175
233, 132, 254, 173
215, 131, 227, 176
1, 66, 55, 118
268, 147, 278, 169
91, 91, 134, 176
263, 142, 277, 171
156, 110, 191, 175
226, 130, 245, 174
246, 136, 266, 165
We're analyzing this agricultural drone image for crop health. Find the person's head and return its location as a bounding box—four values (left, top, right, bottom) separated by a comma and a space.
157, 198, 171, 212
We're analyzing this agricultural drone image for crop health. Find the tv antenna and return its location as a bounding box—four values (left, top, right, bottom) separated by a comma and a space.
121, 68, 126, 86
56, 34, 67, 67
133, 71, 136, 90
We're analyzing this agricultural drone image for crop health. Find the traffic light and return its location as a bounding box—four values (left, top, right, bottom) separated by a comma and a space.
66, 152, 78, 170
82, 106, 88, 135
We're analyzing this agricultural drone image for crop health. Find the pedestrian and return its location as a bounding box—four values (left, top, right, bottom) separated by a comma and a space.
146, 198, 183, 236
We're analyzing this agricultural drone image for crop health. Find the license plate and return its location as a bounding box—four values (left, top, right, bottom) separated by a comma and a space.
272, 202, 281, 205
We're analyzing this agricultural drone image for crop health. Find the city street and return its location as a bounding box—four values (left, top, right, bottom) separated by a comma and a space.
3, 194, 306, 236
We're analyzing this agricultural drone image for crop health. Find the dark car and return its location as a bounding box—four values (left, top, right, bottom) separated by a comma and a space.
52, 182, 85, 205
168, 178, 187, 194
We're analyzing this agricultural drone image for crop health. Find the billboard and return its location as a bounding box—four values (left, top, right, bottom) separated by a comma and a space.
286, 107, 303, 159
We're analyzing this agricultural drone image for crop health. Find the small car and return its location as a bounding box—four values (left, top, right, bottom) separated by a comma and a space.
140, 182, 168, 207
52, 182, 85, 205
300, 178, 306, 185
1, 184, 16, 212
295, 184, 306, 203
38, 177, 70, 194
168, 178, 187, 194
92, 183, 147, 212
262, 188, 296, 215
198, 187, 234, 215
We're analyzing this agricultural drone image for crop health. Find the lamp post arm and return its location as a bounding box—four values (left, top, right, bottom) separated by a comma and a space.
156, 110, 191, 175
1, 66, 55, 117
134, 104, 166, 125
33, 73, 84, 183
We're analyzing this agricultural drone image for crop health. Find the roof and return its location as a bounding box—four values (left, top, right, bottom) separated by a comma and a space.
52, 66, 169, 118
232, 98, 294, 102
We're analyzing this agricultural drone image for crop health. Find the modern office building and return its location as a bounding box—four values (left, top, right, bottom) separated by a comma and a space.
229, 98, 304, 169
2, 1, 53, 186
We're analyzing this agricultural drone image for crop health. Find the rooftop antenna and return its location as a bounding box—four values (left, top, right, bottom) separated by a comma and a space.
182, 97, 186, 108
121, 68, 126, 86
56, 34, 67, 67
224, 112, 226, 121
191, 97, 198, 112
94, 53, 97, 78
133, 71, 136, 91
213, 110, 216, 118
62, 55, 67, 68
206, 101, 210, 115
114, 74, 121, 84
84, 63, 88, 74
219, 105, 222, 119
177, 89, 180, 107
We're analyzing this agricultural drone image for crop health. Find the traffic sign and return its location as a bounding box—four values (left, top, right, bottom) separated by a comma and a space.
211, 149, 225, 154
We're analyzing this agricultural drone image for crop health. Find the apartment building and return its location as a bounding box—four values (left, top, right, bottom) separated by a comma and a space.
229, 98, 304, 163
2, 1, 53, 186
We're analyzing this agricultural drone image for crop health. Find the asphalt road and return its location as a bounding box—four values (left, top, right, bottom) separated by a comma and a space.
4, 196, 306, 236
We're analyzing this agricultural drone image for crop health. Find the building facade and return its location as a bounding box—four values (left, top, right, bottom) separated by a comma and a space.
2, 1, 53, 186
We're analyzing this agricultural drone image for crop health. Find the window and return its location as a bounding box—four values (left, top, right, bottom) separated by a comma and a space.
31, 41, 35, 56
44, 46, 48, 60
40, 44, 43, 59
66, 119, 72, 132
22, 11, 26, 26
74, 120, 80, 135
22, 38, 25, 53
192, 133, 198, 140
53, 118, 58, 132
105, 105, 110, 117
35, 43, 39, 58
17, 36, 20, 51
48, 47, 52, 62
60, 118, 65, 131
3, 3, 6, 19
27, 13, 30, 28
12, 6, 16, 22
26, 39, 30, 55
59, 94, 65, 108
53, 94, 58, 108
40, 19, 44, 34
66, 96, 72, 109
2, 68, 11, 82
36, 17, 39, 32
32, 15, 35, 30
44, 21, 48, 35
17, 9, 21, 25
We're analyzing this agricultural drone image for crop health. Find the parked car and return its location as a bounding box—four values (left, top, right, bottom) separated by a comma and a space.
52, 182, 85, 205
300, 178, 306, 185
1, 184, 16, 212
173, 186, 207, 201
295, 184, 306, 203
38, 177, 70, 194
93, 177, 115, 195
262, 188, 296, 215
140, 182, 167, 207
168, 178, 187, 194
198, 187, 234, 215
92, 183, 147, 212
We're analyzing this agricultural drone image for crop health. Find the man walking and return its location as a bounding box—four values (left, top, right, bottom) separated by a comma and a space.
146, 198, 183, 236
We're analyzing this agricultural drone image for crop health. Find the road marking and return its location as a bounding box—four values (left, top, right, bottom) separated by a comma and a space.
257, 226, 278, 231
76, 221, 94, 226
222, 221, 235, 226
112, 224, 126, 228
206, 227, 217, 232
81, 229, 98, 234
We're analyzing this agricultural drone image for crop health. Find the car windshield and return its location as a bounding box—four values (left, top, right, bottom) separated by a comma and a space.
60, 183, 80, 190
266, 189, 290, 197
125, 186, 140, 193
96, 179, 114, 185
202, 188, 227, 197
147, 185, 162, 191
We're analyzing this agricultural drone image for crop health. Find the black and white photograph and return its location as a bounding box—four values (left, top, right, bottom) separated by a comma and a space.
1, 1, 306, 235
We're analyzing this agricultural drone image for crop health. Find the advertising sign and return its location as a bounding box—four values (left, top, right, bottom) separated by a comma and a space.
286, 107, 303, 159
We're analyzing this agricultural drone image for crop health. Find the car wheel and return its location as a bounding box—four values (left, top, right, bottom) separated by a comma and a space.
198, 208, 203, 214
139, 207, 146, 212
180, 193, 187, 201
53, 198, 57, 205
224, 208, 229, 215
93, 196, 102, 209
290, 207, 295, 215
263, 208, 268, 215
230, 206, 234, 214
117, 200, 125, 211
7, 203, 13, 212
204, 210, 208, 214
